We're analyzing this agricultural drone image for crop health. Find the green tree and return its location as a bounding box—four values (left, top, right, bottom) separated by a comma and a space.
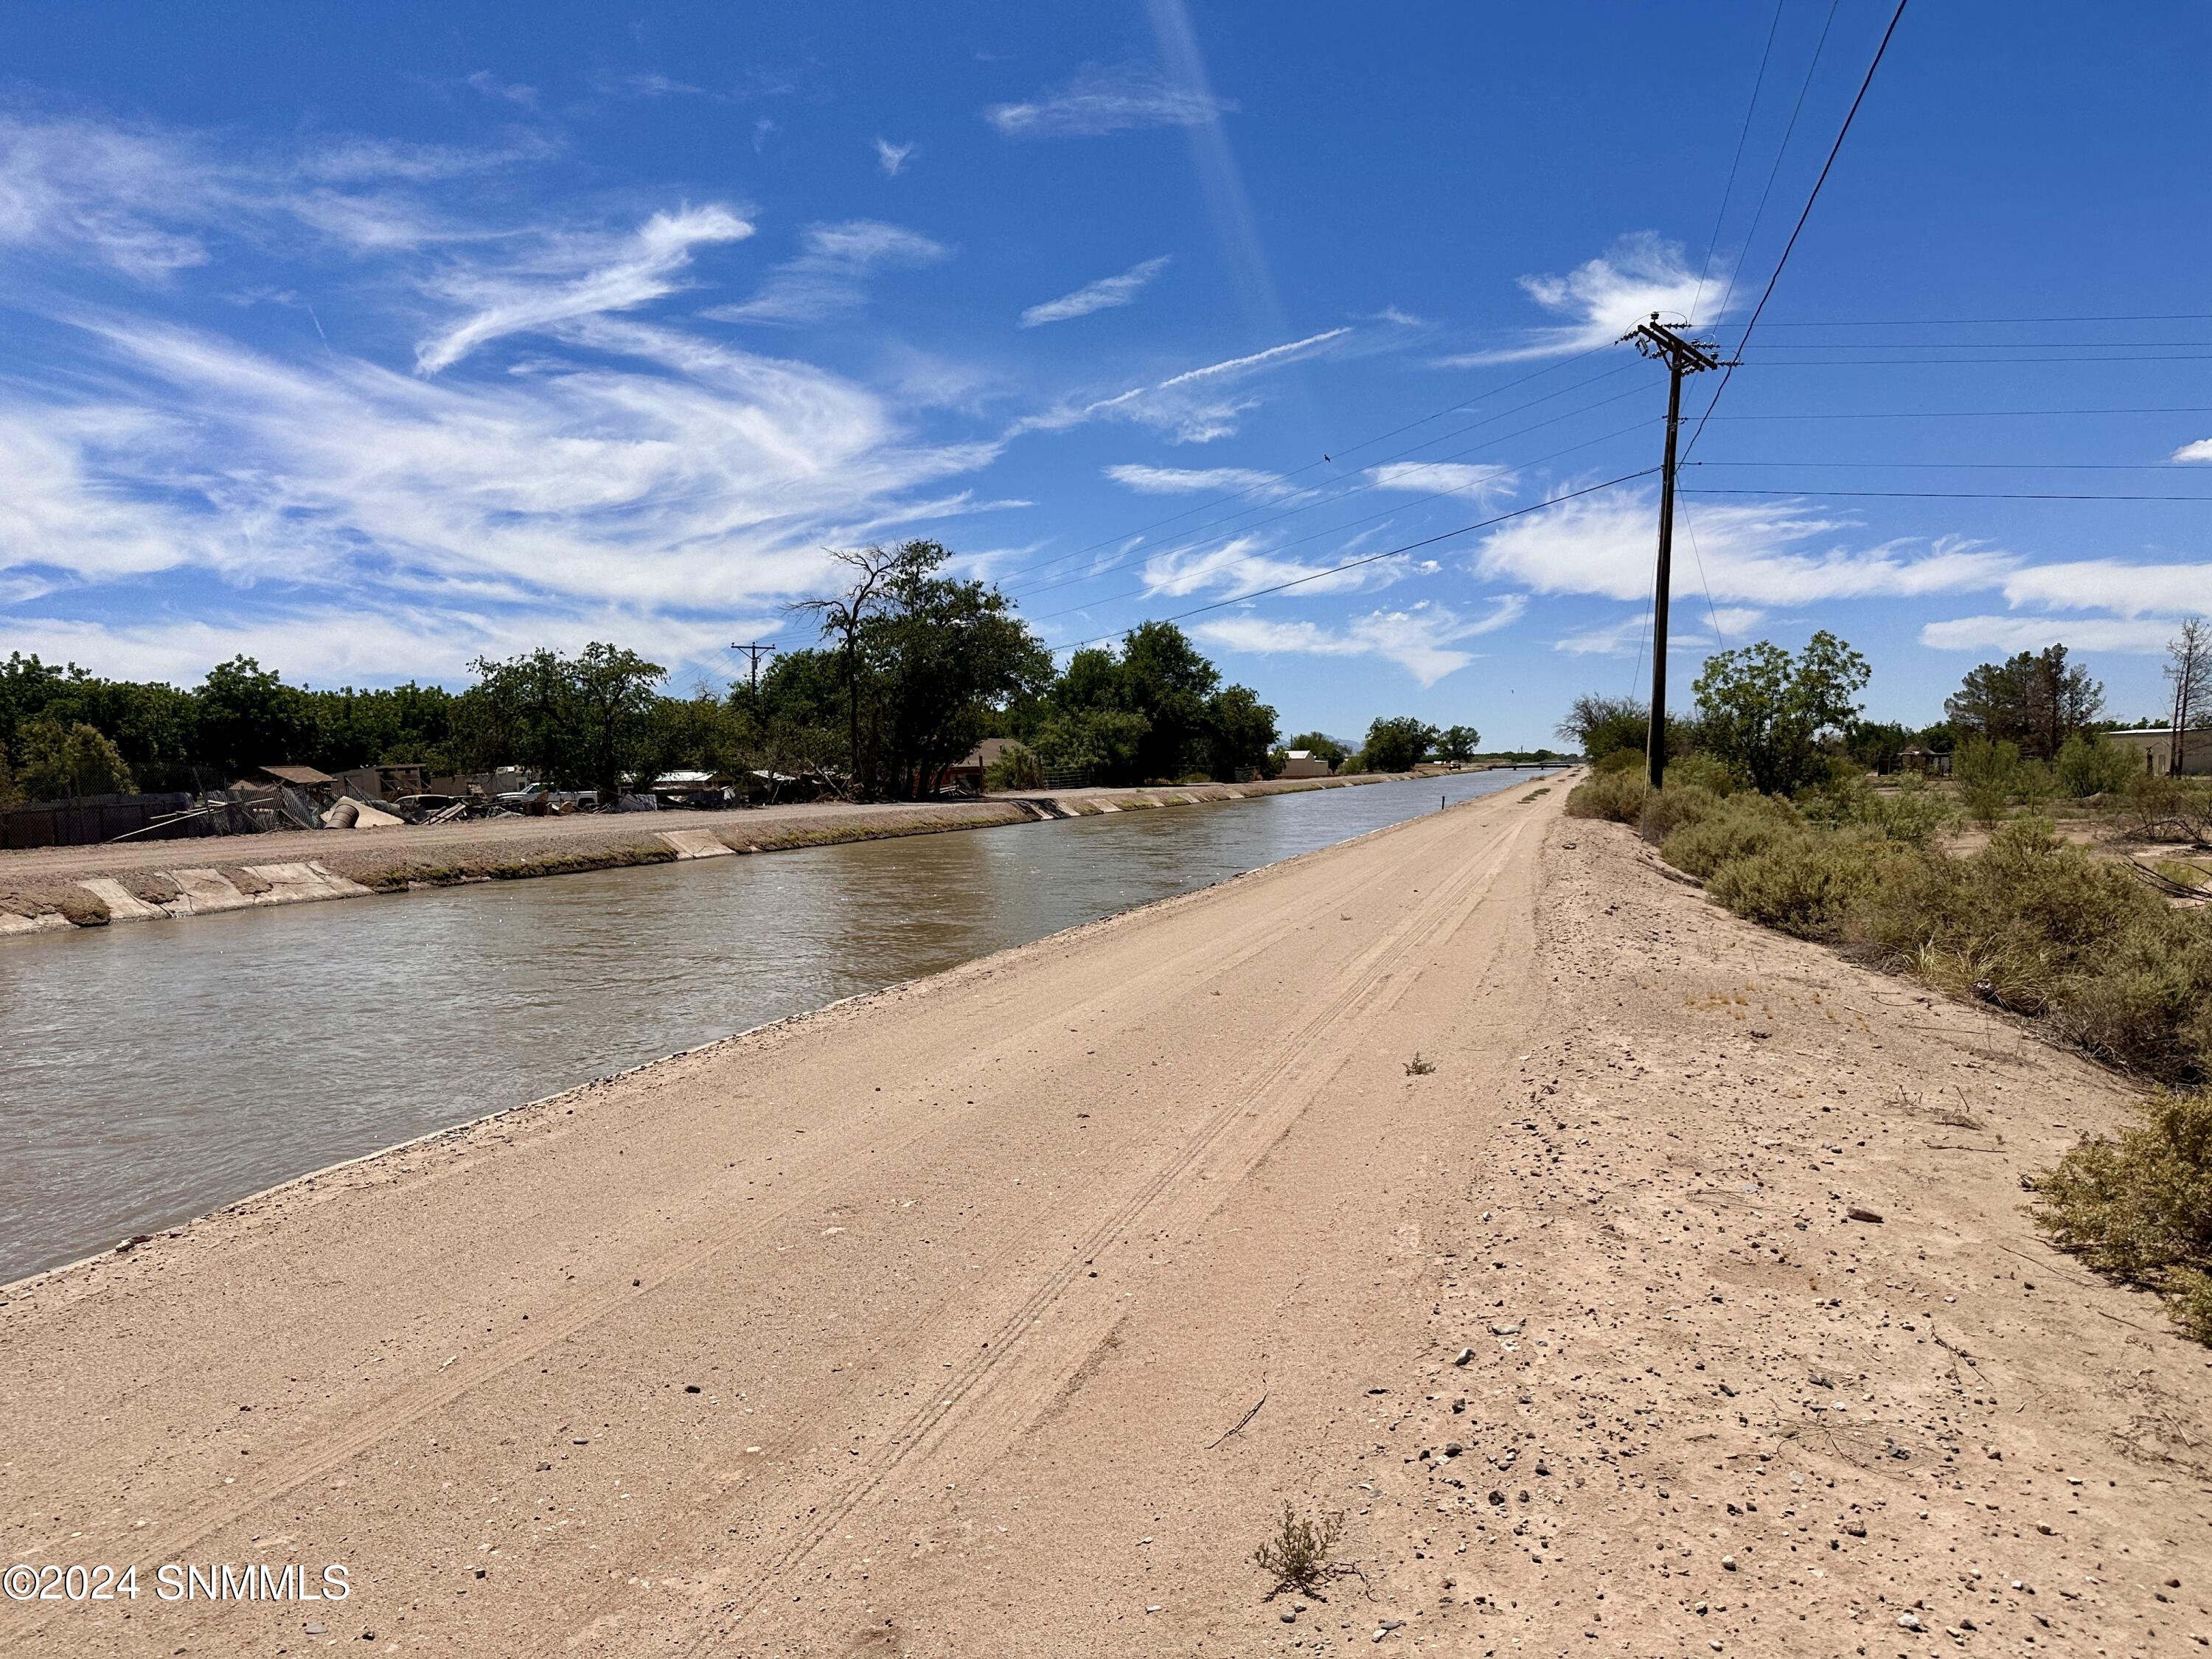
1363, 715, 1438, 773
1119, 621, 1221, 781
1554, 693, 1691, 762
16, 718, 136, 800
1436, 723, 1483, 763
194, 656, 318, 780
462, 644, 667, 801
1203, 684, 1279, 779
1692, 630, 1871, 796
1946, 644, 2104, 761
2055, 730, 2139, 798
1284, 731, 1349, 771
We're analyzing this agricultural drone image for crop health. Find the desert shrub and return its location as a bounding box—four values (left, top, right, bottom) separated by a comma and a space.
2016, 758, 2060, 811
1565, 769, 1646, 824
983, 742, 1044, 791
2032, 1090, 2212, 1343
1955, 737, 2023, 823
1705, 830, 1903, 942
2057, 731, 2140, 799
1664, 751, 1739, 795
2056, 906, 2212, 1079
1253, 1502, 1345, 1595
1658, 791, 1805, 879
1804, 770, 1958, 844
1637, 782, 1721, 844
2124, 773, 2212, 844
1594, 746, 1645, 776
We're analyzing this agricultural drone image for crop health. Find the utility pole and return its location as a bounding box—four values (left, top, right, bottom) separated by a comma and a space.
1624, 315, 1720, 790
728, 640, 778, 699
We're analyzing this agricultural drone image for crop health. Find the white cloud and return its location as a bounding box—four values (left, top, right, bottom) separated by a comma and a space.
463, 72, 538, 108
2172, 438, 2212, 462
874, 138, 916, 178
1919, 615, 2185, 655
1996, 559, 2212, 619
1441, 233, 1713, 366
415, 204, 754, 373
1019, 254, 1171, 327
594, 70, 709, 100
1554, 606, 1764, 657
1366, 460, 1516, 505
1013, 327, 1349, 445
1138, 527, 1415, 602
1475, 491, 2018, 606
1195, 596, 1523, 686
984, 66, 1234, 139
1104, 462, 1293, 498
703, 219, 947, 327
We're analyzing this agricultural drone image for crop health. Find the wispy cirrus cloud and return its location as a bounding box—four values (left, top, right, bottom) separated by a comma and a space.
1196, 595, 1524, 685
1105, 462, 1295, 499
1441, 233, 1714, 366
873, 138, 916, 177
1919, 615, 2189, 655
1553, 605, 1765, 657
703, 218, 947, 327
1014, 326, 1352, 445
1019, 254, 1170, 327
1366, 460, 1517, 505
415, 204, 753, 372
984, 65, 1234, 139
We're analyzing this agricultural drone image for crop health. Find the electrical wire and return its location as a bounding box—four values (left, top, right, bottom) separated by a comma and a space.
1691, 0, 1789, 328
1683, 486, 2212, 502
1683, 0, 1915, 459
1709, 0, 1844, 330
1701, 403, 2212, 420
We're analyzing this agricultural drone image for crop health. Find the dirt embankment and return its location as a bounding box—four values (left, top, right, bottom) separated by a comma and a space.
0, 771, 1450, 936
1, 785, 2200, 1657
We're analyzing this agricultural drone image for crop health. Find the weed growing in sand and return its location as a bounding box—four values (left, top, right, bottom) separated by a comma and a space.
1253, 1502, 1345, 1596
1405, 1053, 1436, 1076
2032, 1090, 2212, 1343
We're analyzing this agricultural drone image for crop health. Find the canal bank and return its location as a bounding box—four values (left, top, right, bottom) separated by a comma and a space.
0, 768, 1500, 938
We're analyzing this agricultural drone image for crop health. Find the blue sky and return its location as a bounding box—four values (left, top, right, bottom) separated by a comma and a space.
1, 1, 2207, 745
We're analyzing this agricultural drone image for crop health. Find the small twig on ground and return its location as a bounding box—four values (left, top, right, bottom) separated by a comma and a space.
1208, 1375, 1269, 1450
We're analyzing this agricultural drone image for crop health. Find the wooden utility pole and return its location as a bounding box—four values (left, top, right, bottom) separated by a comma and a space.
728, 640, 778, 698
1624, 315, 1719, 789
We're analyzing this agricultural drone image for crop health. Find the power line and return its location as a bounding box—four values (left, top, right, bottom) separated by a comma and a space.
1048, 469, 1657, 651
1691, 0, 1788, 328
1683, 486, 2212, 502
1741, 351, 2212, 364
1709, 0, 1844, 330
1747, 312, 2212, 327
1702, 403, 2212, 420
1692, 457, 2212, 470
1684, 0, 1914, 459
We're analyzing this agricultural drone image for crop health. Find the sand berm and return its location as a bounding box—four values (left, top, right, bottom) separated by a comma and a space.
1, 778, 2205, 1656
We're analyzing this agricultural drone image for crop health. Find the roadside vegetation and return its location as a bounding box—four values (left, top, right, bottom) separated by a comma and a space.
1564, 621, 2212, 1340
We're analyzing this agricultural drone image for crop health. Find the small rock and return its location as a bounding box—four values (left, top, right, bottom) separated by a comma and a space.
1444, 1442, 1464, 1457
1280, 1610, 1297, 1624
1846, 1206, 1884, 1224
2037, 1523, 2055, 1535
1453, 1347, 1474, 1367
305, 1625, 327, 1636
1722, 1555, 1736, 1571
1898, 1613, 1923, 1631
1490, 1322, 1522, 1337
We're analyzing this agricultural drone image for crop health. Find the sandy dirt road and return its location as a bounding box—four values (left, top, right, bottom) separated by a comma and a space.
2, 779, 2207, 1658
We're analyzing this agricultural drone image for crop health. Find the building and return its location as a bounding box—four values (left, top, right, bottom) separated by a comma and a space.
1278, 749, 1332, 779
2102, 727, 2212, 777
945, 737, 1026, 791
249, 763, 338, 801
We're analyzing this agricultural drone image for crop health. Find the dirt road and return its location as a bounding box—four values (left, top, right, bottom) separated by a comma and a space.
2, 780, 2205, 1657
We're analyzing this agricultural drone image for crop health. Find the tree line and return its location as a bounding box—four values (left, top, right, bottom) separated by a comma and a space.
0, 538, 1491, 809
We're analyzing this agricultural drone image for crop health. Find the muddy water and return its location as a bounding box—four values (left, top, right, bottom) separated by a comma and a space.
0, 771, 1551, 1281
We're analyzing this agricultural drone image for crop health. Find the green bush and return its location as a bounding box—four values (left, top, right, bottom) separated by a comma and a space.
984, 741, 1045, 791
1637, 782, 1721, 845
1801, 769, 1955, 844
1594, 746, 1645, 776
1663, 751, 1739, 795
2032, 1090, 2212, 1343
1955, 737, 2023, 823
1658, 791, 1805, 879
2058, 907, 2212, 1079
1565, 769, 1646, 824
1705, 830, 1902, 942
2125, 773, 2212, 843
2057, 731, 2140, 798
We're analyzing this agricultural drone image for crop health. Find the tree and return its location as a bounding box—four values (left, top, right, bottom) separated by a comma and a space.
1119, 621, 1220, 780
16, 718, 136, 800
1945, 644, 2104, 761
1692, 630, 1870, 796
1554, 693, 1690, 762
1363, 715, 1438, 773
2166, 616, 2211, 773
462, 644, 667, 801
193, 656, 317, 779
1203, 684, 1279, 779
791, 543, 904, 795
1436, 723, 1482, 763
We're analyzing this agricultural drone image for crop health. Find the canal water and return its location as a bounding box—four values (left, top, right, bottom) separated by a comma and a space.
0, 770, 1551, 1282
